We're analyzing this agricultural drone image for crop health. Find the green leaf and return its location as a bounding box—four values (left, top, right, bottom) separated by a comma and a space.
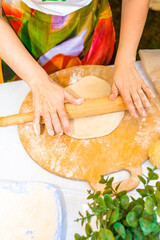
109, 208, 119, 224
155, 190, 160, 201
99, 175, 106, 184
145, 185, 154, 195
91, 232, 98, 240
115, 182, 121, 192
138, 175, 146, 185
98, 229, 115, 240
113, 199, 120, 208
145, 196, 155, 214
136, 189, 148, 198
125, 230, 132, 240
132, 227, 144, 239
126, 211, 138, 227
156, 181, 160, 191
148, 172, 159, 181
133, 205, 143, 218
78, 212, 84, 218
123, 219, 130, 227
139, 218, 159, 236
113, 222, 126, 239
104, 194, 114, 209
103, 189, 113, 195
120, 195, 129, 210
85, 223, 92, 236
142, 210, 157, 223
116, 191, 127, 199
75, 233, 82, 240
97, 196, 105, 208
156, 206, 160, 217
107, 177, 114, 187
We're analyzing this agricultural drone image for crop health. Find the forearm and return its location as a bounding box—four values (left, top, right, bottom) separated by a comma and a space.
0, 17, 47, 87
115, 0, 150, 65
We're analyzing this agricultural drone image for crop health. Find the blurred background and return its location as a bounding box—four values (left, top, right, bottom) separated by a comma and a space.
110, 0, 160, 59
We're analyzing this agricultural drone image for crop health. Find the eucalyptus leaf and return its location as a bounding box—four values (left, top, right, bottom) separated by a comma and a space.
139, 218, 158, 236
155, 190, 160, 201
116, 191, 127, 199
85, 223, 92, 236
136, 189, 148, 198
132, 227, 144, 239
145, 185, 154, 195
113, 223, 126, 239
98, 229, 115, 240
109, 208, 119, 224
133, 205, 143, 218
142, 210, 157, 223
138, 175, 146, 185
148, 171, 159, 181
145, 196, 155, 214
120, 195, 129, 210
156, 206, 160, 217
126, 211, 138, 227
104, 194, 114, 209
115, 182, 121, 192
75, 233, 82, 240
125, 230, 132, 240
74, 167, 160, 240
156, 181, 160, 191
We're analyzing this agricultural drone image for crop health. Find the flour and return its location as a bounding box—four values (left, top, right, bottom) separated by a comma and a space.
0, 183, 61, 240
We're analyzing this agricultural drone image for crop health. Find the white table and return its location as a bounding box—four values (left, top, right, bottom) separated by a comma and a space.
0, 62, 159, 240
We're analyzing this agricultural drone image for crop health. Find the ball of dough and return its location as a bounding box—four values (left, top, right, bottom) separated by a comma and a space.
148, 141, 160, 168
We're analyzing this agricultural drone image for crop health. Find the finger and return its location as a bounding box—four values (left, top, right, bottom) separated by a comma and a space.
44, 112, 54, 136
121, 92, 138, 118
33, 111, 41, 136
64, 91, 84, 105
51, 112, 63, 135
132, 92, 146, 117
58, 107, 71, 135
138, 89, 151, 109
142, 84, 156, 99
110, 83, 119, 100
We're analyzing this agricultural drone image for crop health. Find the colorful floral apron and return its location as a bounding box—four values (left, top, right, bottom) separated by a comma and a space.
0, 0, 115, 83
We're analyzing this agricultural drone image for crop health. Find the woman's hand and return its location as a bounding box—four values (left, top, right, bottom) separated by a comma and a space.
110, 62, 156, 118
31, 76, 83, 136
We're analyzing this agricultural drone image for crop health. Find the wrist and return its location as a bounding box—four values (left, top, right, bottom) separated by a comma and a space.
24, 68, 49, 89
114, 53, 136, 68
115, 44, 136, 66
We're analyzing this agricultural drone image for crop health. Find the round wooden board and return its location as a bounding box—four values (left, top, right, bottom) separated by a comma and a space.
18, 65, 160, 192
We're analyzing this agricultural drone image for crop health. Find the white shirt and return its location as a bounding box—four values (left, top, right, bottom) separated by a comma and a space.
21, 0, 93, 16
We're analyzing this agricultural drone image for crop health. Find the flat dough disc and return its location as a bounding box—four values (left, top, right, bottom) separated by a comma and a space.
65, 76, 124, 139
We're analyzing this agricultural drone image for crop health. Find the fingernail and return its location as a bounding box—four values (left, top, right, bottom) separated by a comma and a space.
48, 130, 54, 136
142, 111, 147, 117
146, 103, 151, 108
59, 131, 63, 136
75, 98, 84, 104
33, 124, 40, 136
66, 129, 71, 135
132, 111, 138, 118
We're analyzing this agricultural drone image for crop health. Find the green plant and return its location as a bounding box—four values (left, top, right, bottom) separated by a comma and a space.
75, 167, 160, 240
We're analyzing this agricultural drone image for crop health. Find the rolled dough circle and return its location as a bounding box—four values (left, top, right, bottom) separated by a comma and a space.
65, 76, 124, 139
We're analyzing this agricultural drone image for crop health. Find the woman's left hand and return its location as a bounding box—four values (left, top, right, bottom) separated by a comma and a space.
110, 62, 156, 118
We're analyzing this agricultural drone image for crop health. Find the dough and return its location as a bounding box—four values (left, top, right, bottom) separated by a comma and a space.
65, 76, 124, 139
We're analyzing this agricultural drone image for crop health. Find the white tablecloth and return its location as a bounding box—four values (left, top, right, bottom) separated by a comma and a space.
0, 62, 159, 239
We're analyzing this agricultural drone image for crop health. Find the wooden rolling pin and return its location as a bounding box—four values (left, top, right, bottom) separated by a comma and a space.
0, 96, 127, 127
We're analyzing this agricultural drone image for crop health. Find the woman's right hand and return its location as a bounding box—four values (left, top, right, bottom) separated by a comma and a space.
31, 75, 83, 136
